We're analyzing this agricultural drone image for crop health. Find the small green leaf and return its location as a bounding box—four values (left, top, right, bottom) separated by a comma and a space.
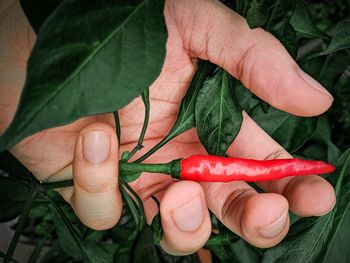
325, 20, 350, 54
250, 106, 317, 152
0, 176, 31, 222
169, 61, 217, 137
195, 69, 243, 156
290, 0, 327, 39
0, 0, 167, 151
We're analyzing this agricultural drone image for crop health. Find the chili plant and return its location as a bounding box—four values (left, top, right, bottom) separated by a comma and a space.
1, 0, 350, 262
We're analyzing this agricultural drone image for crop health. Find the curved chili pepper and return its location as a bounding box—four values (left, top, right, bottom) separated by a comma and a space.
180, 155, 335, 182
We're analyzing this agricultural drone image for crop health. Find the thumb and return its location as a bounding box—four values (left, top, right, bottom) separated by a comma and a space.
71, 122, 122, 230
169, 0, 333, 116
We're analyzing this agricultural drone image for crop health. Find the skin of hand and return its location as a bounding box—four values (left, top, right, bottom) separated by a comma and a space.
0, 0, 336, 255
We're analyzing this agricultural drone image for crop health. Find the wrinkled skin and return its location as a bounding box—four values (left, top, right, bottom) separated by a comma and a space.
0, 0, 335, 255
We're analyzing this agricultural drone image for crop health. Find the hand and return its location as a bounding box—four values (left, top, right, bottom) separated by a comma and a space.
1, 0, 335, 255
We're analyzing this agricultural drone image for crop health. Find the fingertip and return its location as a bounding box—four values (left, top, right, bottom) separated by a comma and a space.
284, 176, 336, 217
241, 193, 289, 248
160, 181, 211, 255
71, 122, 122, 230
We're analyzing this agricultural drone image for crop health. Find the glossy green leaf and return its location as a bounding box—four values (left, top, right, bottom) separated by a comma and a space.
321, 182, 350, 262
300, 52, 349, 92
325, 20, 350, 54
290, 0, 327, 39
19, 0, 63, 34
195, 68, 243, 155
0, 0, 167, 151
250, 106, 317, 152
262, 148, 350, 263
168, 62, 217, 138
0, 176, 31, 222
247, 0, 297, 57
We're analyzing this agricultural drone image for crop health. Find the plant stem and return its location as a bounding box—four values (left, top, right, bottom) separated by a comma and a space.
133, 134, 175, 163
123, 90, 150, 162
4, 190, 37, 263
120, 160, 177, 176
113, 111, 121, 144
28, 237, 46, 263
40, 179, 74, 191
119, 177, 146, 230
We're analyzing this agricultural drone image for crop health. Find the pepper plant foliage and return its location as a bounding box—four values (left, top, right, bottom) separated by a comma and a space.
0, 0, 350, 262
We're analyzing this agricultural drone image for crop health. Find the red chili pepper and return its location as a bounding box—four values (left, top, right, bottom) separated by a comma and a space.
180, 155, 335, 182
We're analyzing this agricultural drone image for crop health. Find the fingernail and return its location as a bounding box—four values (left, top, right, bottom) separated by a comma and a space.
82, 131, 110, 164
258, 212, 288, 238
172, 195, 204, 232
297, 68, 333, 98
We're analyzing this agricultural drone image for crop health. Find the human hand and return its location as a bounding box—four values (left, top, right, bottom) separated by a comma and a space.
0, 0, 335, 255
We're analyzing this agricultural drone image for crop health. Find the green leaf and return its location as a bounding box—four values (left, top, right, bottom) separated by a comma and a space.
246, 0, 269, 28
262, 215, 334, 263
0, 151, 32, 178
0, 0, 167, 151
321, 182, 350, 262
0, 176, 31, 222
133, 226, 160, 263
82, 242, 116, 263
325, 20, 350, 54
19, 0, 63, 34
261, 148, 350, 263
250, 106, 317, 152
300, 52, 349, 92
246, 0, 298, 57
195, 69, 243, 156
169, 62, 217, 137
290, 0, 327, 39
150, 196, 162, 245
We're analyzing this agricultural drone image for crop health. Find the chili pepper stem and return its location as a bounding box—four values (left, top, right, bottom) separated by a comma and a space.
119, 159, 182, 179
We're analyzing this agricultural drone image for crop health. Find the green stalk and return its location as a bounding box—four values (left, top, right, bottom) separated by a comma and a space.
113, 111, 121, 144
120, 159, 180, 177
133, 134, 175, 163
28, 237, 46, 263
4, 190, 37, 263
40, 179, 74, 191
123, 90, 150, 162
